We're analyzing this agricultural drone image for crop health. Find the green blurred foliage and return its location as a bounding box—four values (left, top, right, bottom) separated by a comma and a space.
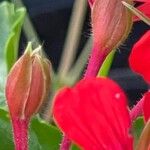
0, 1, 25, 107
132, 117, 145, 146
0, 108, 62, 150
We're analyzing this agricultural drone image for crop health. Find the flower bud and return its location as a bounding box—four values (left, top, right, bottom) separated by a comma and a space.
91, 0, 133, 52
5, 43, 51, 120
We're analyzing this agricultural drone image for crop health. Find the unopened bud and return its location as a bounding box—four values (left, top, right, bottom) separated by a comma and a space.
5, 43, 51, 120
91, 0, 133, 52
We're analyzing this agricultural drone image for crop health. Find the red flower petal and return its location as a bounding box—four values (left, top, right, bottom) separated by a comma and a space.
129, 30, 150, 84
135, 3, 150, 21
143, 91, 150, 121
53, 78, 133, 150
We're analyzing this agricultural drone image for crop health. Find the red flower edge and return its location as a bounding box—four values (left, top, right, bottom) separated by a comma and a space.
129, 30, 150, 84
143, 91, 150, 121
53, 77, 133, 150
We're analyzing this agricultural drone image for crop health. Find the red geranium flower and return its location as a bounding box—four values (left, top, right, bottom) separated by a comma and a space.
129, 30, 150, 122
129, 31, 150, 84
53, 78, 133, 150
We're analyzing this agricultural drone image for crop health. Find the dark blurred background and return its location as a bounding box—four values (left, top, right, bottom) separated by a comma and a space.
19, 0, 149, 106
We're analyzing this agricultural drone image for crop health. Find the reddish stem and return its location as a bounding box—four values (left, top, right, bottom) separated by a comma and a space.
60, 46, 107, 150
84, 46, 107, 78
60, 135, 71, 150
12, 118, 29, 150
130, 98, 144, 122
88, 0, 93, 7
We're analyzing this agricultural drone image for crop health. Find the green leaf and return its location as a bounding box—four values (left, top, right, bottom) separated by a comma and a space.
4, 5, 26, 71
0, 1, 26, 107
97, 50, 115, 77
132, 117, 145, 146
0, 108, 14, 150
0, 1, 26, 72
0, 108, 62, 150
30, 117, 62, 150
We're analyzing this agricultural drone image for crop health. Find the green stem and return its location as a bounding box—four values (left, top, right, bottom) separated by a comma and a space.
58, 0, 87, 79
14, 0, 41, 48
68, 38, 92, 82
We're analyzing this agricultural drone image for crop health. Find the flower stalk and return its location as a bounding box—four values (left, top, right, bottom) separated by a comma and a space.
130, 98, 144, 122
60, 135, 71, 150
12, 118, 29, 150
84, 46, 107, 77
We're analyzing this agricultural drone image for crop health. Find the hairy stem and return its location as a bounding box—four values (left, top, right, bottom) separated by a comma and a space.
60, 135, 71, 150
130, 98, 144, 122
84, 46, 107, 78
12, 118, 29, 150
